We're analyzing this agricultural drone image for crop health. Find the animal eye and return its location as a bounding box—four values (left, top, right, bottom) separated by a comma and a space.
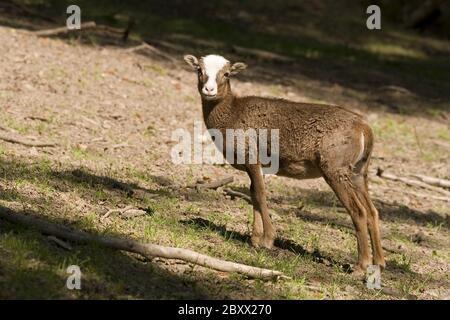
224, 72, 230, 77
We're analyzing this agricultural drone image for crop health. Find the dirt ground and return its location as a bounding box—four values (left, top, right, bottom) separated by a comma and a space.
0, 2, 449, 299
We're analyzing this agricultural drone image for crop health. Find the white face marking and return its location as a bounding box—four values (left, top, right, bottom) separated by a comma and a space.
201, 55, 228, 96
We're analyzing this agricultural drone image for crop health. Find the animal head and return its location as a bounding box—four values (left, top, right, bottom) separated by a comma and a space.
184, 54, 247, 101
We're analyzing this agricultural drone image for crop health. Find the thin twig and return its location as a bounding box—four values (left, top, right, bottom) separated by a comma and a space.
0, 133, 56, 147
126, 42, 175, 62
101, 205, 133, 221
372, 186, 450, 203
194, 176, 234, 190
410, 174, 450, 189
47, 236, 72, 251
33, 21, 97, 37
25, 116, 50, 122
223, 188, 252, 204
376, 168, 450, 197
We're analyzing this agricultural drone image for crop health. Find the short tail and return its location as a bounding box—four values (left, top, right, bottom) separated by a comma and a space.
354, 123, 374, 174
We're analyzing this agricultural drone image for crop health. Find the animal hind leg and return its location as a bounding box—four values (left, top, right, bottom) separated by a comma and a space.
323, 171, 371, 273
360, 175, 385, 268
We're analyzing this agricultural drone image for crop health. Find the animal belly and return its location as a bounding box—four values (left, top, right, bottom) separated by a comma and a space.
277, 160, 322, 179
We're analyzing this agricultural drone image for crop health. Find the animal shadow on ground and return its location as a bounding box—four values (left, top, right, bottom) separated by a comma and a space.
270, 185, 449, 230
182, 217, 352, 273
0, 204, 215, 299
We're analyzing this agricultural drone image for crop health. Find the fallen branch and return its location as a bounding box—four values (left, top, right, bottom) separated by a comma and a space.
223, 188, 252, 204
0, 125, 14, 132
101, 206, 132, 221
47, 235, 72, 251
150, 40, 186, 52
101, 206, 146, 220
125, 43, 154, 53
33, 21, 97, 37
111, 142, 130, 150
0, 207, 285, 280
433, 140, 450, 149
410, 174, 450, 189
194, 176, 234, 190
372, 186, 450, 203
125, 42, 175, 62
232, 45, 294, 63
25, 116, 50, 122
376, 168, 450, 197
122, 18, 135, 42
0, 133, 56, 147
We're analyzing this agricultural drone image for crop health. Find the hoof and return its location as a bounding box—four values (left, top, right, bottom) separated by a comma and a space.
374, 258, 386, 270
352, 264, 368, 278
261, 236, 275, 250
250, 234, 263, 247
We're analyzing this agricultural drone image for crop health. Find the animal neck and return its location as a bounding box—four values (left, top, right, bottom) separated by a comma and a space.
201, 82, 234, 129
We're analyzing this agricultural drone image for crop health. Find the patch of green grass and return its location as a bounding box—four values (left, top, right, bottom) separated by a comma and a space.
0, 228, 74, 299
362, 42, 427, 60
436, 127, 450, 141
78, 212, 99, 230
145, 64, 167, 76
35, 122, 49, 135
72, 146, 89, 160
391, 253, 413, 273
4, 118, 29, 134
144, 124, 156, 137
71, 146, 97, 160
398, 273, 433, 298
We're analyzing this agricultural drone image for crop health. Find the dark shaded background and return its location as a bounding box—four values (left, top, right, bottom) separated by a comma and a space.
1, 0, 449, 117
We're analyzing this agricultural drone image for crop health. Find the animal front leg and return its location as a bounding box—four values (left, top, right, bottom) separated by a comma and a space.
247, 165, 276, 249
250, 181, 264, 247
251, 209, 264, 247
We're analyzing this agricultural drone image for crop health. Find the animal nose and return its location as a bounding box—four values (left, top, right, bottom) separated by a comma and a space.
205, 85, 214, 93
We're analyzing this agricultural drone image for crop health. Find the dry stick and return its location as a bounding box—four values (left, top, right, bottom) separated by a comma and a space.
126, 42, 175, 62
433, 140, 450, 149
25, 116, 50, 122
0, 207, 285, 280
101, 206, 133, 221
232, 45, 294, 63
47, 236, 72, 251
111, 142, 129, 150
376, 168, 450, 197
372, 186, 450, 203
223, 188, 252, 204
96, 24, 124, 34
410, 174, 450, 189
101, 206, 146, 220
33, 21, 97, 37
124, 43, 153, 53
144, 42, 176, 62
0, 133, 56, 148
196, 176, 234, 190
0, 125, 13, 132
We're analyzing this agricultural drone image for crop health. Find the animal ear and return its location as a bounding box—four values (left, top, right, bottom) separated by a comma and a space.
184, 54, 199, 69
230, 62, 247, 76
